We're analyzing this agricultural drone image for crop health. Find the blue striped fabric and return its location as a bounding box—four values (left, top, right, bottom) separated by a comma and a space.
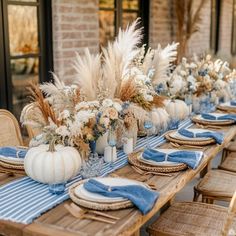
0, 119, 192, 224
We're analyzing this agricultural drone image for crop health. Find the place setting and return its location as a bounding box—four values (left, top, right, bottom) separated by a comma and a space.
165, 127, 224, 147
68, 176, 159, 222
0, 146, 27, 175
217, 101, 236, 113
192, 112, 236, 126
128, 147, 204, 174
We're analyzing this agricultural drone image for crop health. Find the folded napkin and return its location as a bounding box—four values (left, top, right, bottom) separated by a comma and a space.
84, 179, 159, 214
178, 128, 224, 144
0, 147, 27, 159
201, 113, 236, 122
230, 101, 236, 106
142, 149, 203, 169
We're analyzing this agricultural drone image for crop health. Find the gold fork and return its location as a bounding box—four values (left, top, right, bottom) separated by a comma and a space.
64, 203, 116, 224
70, 203, 120, 220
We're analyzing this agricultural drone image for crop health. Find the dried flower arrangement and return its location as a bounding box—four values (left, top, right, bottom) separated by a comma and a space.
21, 19, 171, 157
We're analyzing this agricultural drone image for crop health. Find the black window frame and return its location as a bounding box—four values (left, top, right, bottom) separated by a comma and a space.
210, 0, 221, 54
0, 0, 53, 111
99, 0, 149, 46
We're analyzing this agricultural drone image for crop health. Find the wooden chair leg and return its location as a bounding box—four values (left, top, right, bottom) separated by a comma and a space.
221, 150, 229, 164
193, 188, 200, 202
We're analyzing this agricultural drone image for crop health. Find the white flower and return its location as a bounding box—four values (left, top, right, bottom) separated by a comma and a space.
59, 109, 70, 120
55, 125, 70, 137
76, 110, 95, 124
102, 99, 113, 107
113, 102, 122, 112
142, 92, 153, 102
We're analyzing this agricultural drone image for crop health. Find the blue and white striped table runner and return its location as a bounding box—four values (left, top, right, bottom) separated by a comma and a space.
0, 119, 192, 224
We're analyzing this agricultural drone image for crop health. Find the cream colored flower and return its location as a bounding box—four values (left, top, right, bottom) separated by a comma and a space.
105, 107, 118, 120
102, 99, 113, 107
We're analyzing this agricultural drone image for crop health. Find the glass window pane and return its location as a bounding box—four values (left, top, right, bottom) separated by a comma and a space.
99, 0, 114, 9
11, 57, 39, 120
99, 10, 115, 46
122, 0, 139, 10
122, 12, 138, 28
8, 5, 39, 56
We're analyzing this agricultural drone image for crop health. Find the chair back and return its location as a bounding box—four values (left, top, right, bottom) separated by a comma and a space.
21, 103, 44, 140
0, 109, 23, 146
222, 190, 236, 236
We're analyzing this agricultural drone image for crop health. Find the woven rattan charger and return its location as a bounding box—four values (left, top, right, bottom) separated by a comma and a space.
128, 151, 187, 173
217, 105, 236, 113
165, 130, 216, 146
69, 180, 133, 211
192, 116, 234, 126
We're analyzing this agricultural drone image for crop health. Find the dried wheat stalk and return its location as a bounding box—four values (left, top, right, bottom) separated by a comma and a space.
28, 83, 60, 126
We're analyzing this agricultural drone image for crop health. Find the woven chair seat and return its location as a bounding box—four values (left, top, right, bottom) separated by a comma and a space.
195, 169, 236, 201
148, 202, 236, 236
225, 141, 236, 152
219, 153, 236, 173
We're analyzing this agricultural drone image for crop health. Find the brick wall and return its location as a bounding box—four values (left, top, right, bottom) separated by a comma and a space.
149, 0, 175, 48
51, 0, 234, 81
187, 0, 211, 56
52, 0, 99, 83
149, 0, 211, 57
218, 0, 233, 59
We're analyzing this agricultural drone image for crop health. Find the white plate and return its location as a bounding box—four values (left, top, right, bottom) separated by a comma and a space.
138, 148, 183, 166
220, 102, 236, 108
0, 155, 24, 164
170, 128, 212, 141
74, 177, 147, 203
197, 113, 230, 122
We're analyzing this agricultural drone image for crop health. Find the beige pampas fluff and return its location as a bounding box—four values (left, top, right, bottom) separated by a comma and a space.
73, 48, 102, 101
102, 19, 143, 98
39, 72, 65, 97
151, 42, 179, 85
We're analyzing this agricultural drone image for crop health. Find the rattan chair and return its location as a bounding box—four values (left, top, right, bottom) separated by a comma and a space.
193, 169, 236, 203
221, 140, 236, 163
147, 191, 236, 236
0, 109, 23, 146
21, 103, 44, 139
219, 152, 236, 173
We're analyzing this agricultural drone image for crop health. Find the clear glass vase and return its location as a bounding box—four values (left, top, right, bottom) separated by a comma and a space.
80, 140, 103, 179
48, 183, 66, 194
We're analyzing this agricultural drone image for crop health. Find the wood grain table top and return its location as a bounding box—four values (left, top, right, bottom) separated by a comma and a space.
1, 123, 236, 236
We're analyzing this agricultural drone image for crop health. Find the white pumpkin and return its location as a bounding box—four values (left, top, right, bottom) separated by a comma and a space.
24, 143, 82, 184
164, 99, 189, 120
151, 108, 170, 133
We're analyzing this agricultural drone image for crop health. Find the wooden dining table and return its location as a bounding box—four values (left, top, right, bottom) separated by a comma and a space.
1, 122, 236, 236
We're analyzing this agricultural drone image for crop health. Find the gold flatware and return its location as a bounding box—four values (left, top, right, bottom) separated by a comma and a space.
70, 203, 120, 220
64, 204, 116, 224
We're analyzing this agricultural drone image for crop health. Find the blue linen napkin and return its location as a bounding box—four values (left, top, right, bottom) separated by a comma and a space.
142, 149, 203, 169
230, 101, 236, 106
83, 179, 159, 214
0, 147, 27, 159
201, 113, 236, 122
178, 128, 224, 144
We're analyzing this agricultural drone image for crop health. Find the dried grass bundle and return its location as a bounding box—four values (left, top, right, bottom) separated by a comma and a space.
175, 0, 206, 62
73, 48, 102, 101
119, 77, 137, 102
28, 83, 60, 126
151, 42, 179, 85
102, 19, 143, 98
131, 94, 152, 111
152, 95, 165, 108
